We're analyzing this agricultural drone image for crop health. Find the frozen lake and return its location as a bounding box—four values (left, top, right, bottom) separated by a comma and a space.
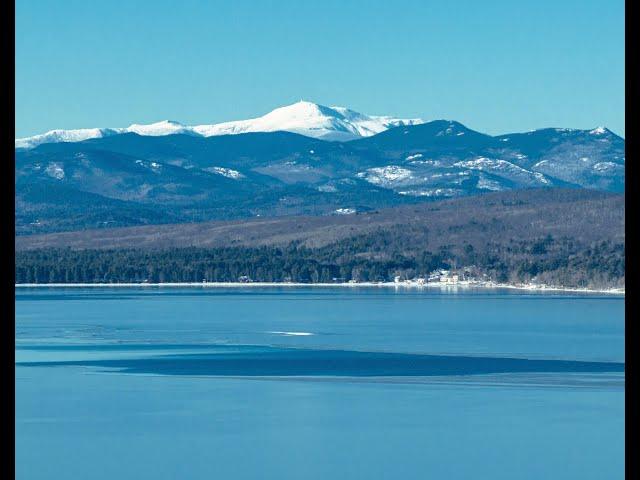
15, 287, 625, 479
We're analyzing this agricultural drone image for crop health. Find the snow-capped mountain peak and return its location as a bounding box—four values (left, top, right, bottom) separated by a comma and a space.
15, 101, 425, 149
126, 120, 192, 136
266, 100, 334, 120
194, 100, 424, 141
14, 127, 120, 150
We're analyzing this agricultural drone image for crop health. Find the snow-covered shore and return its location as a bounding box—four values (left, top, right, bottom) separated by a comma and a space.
14, 280, 625, 295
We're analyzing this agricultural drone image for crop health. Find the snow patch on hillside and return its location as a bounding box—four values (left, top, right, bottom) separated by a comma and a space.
206, 167, 245, 179
398, 188, 460, 197
592, 162, 620, 175
334, 208, 356, 215
455, 157, 550, 186
317, 184, 338, 193
477, 175, 502, 191
357, 166, 414, 187
45, 163, 65, 180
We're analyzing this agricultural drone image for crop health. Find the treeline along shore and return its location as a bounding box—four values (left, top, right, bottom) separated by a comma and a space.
15, 236, 624, 289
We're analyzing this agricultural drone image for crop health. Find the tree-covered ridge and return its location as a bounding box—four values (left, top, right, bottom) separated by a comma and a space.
16, 189, 624, 252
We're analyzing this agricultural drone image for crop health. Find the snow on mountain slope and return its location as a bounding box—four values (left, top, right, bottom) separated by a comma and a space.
15, 101, 425, 149
454, 157, 552, 186
126, 120, 195, 136
357, 166, 415, 187
193, 101, 423, 140
15, 128, 121, 150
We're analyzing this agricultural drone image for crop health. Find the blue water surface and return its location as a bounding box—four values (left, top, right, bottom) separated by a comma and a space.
15, 287, 625, 480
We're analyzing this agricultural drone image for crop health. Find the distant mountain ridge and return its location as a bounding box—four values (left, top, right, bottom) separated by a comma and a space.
15, 104, 624, 235
15, 101, 425, 149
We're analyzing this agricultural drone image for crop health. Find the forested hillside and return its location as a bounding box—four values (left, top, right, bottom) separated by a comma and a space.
16, 189, 625, 289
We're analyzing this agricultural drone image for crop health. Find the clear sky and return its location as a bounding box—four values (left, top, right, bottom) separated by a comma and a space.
15, 0, 625, 138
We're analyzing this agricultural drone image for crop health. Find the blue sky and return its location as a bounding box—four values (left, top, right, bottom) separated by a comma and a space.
16, 0, 624, 137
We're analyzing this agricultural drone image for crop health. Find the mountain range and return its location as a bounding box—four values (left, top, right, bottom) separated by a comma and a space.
15, 101, 625, 235
15, 101, 424, 149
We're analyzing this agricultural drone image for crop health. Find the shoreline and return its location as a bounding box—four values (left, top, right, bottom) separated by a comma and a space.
14, 281, 625, 295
